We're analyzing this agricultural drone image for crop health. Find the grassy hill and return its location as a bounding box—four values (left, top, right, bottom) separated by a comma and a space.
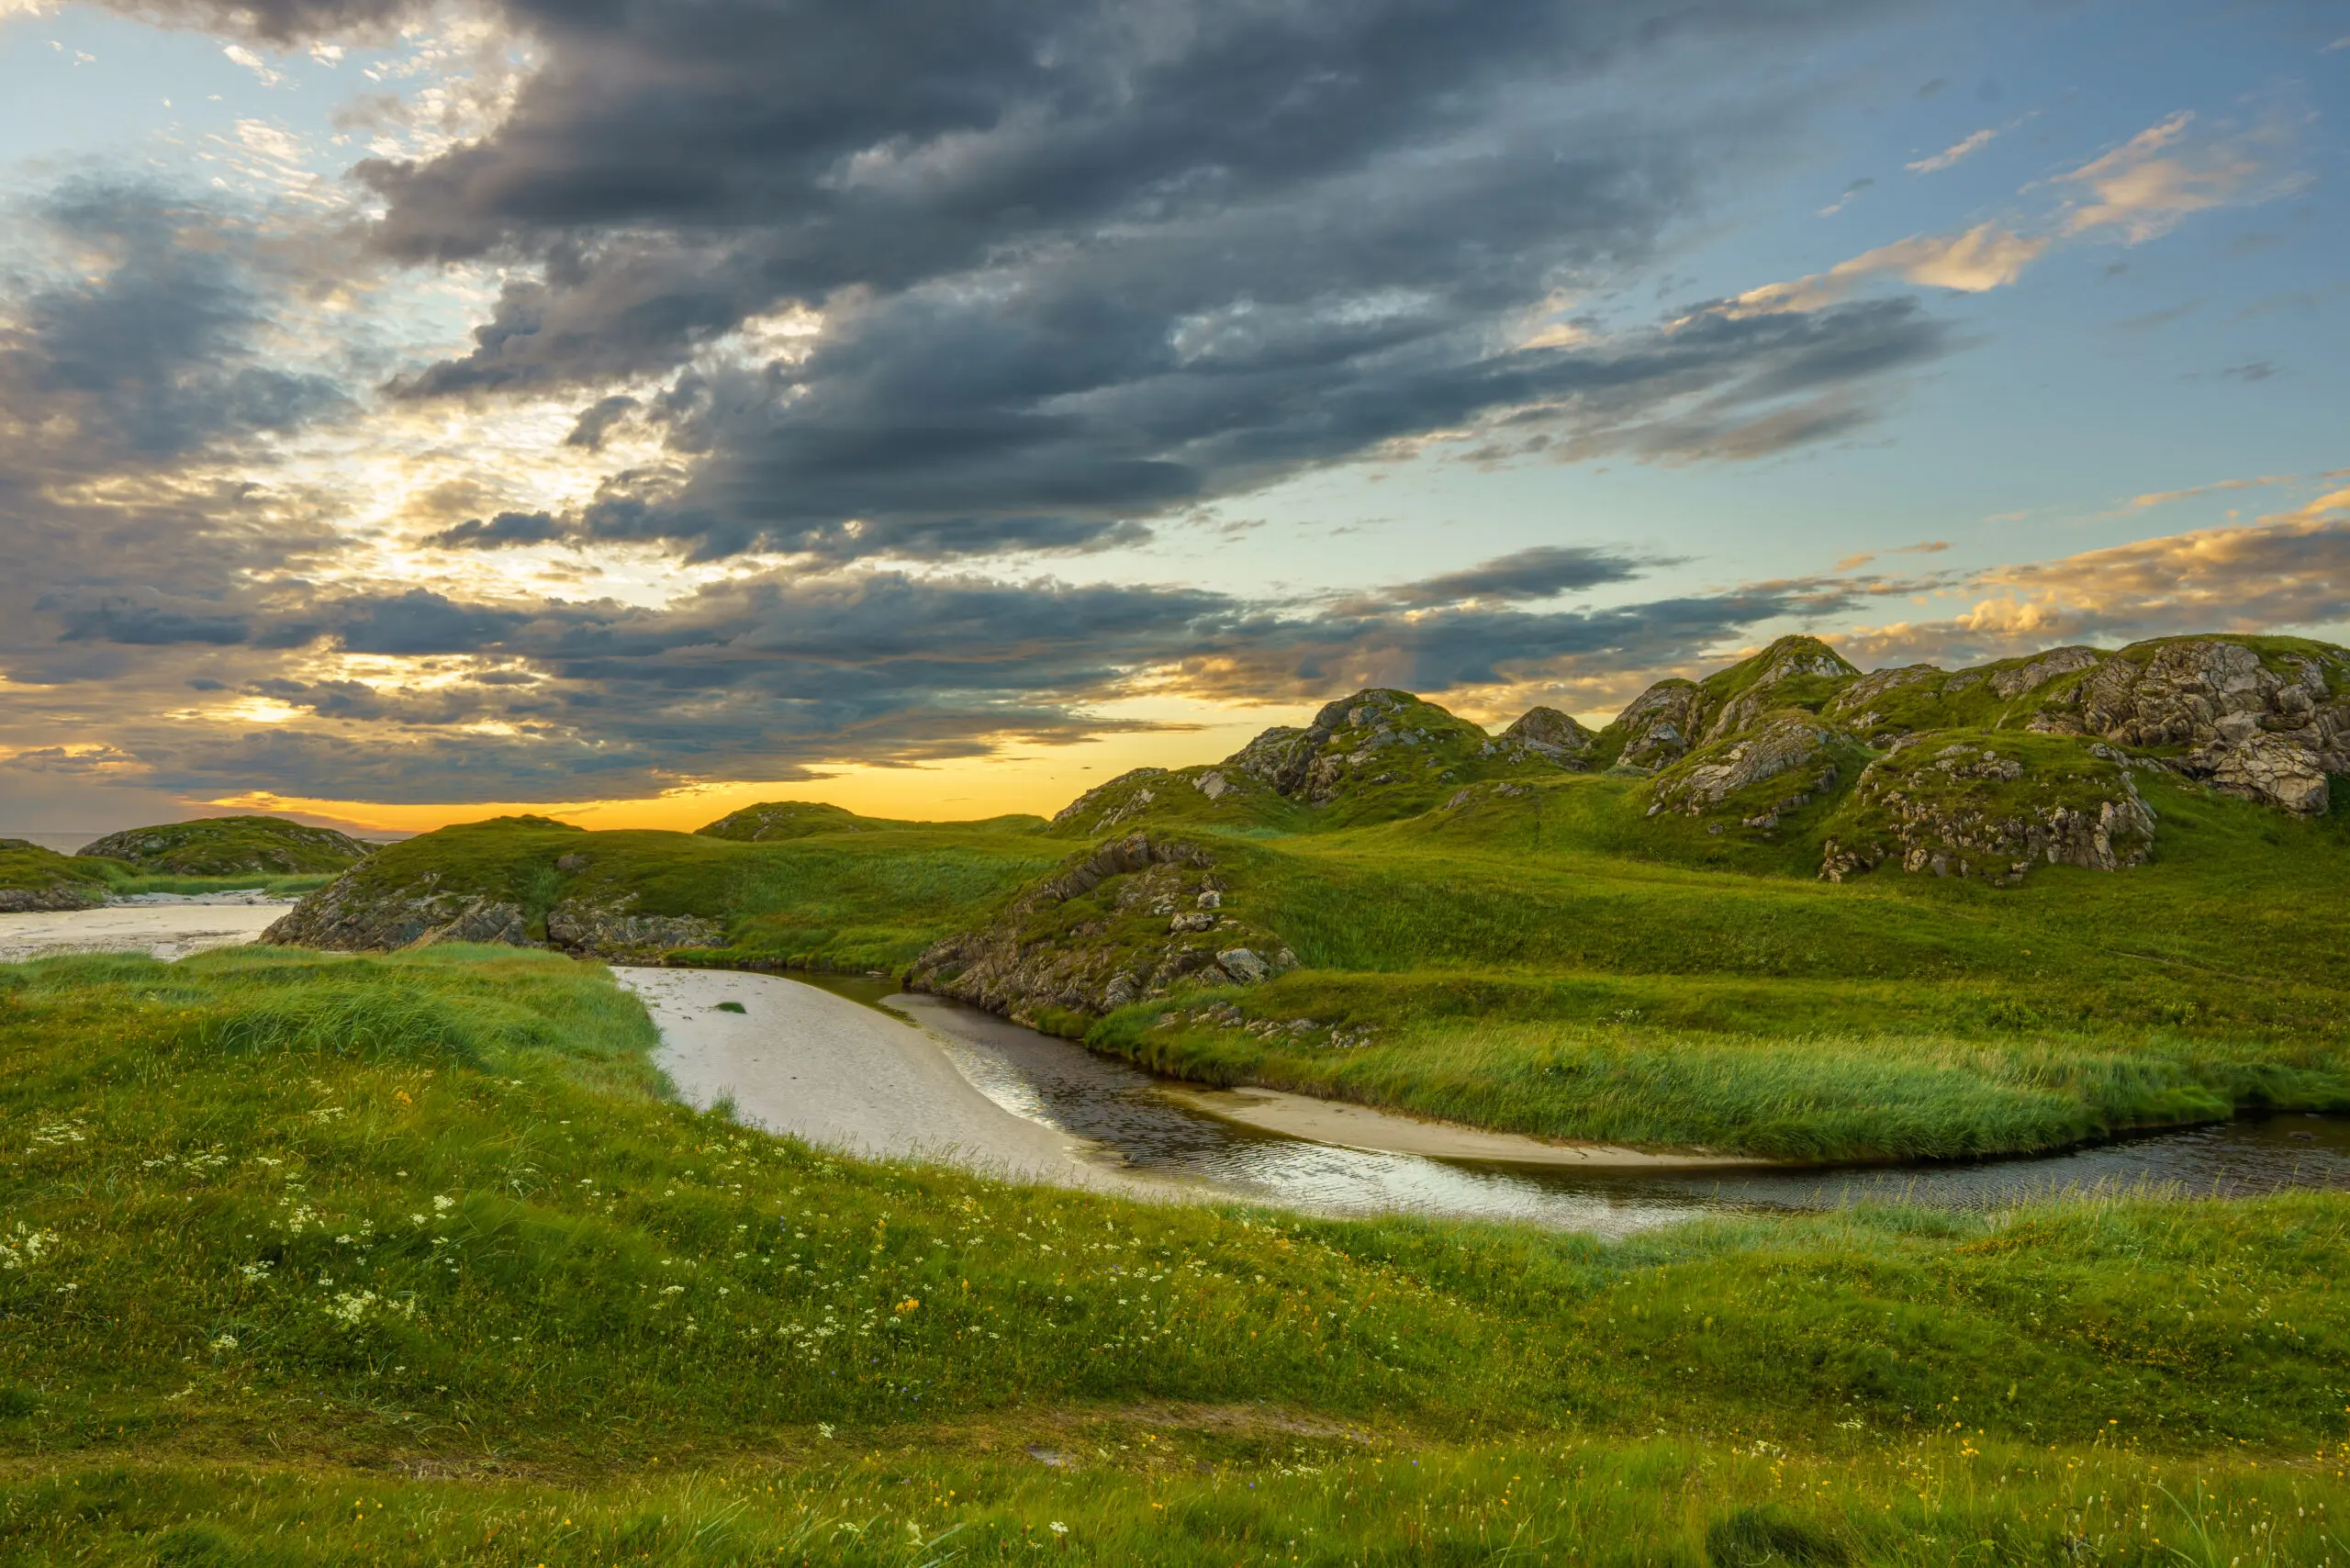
77, 814, 375, 877
0, 839, 112, 912
2, 945, 2342, 1563
249, 633, 2350, 1161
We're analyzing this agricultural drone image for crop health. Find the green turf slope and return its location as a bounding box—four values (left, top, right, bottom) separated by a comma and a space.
1, 946, 2344, 1564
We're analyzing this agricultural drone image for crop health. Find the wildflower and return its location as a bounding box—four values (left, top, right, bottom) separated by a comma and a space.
432, 1195, 454, 1212
1049, 1522, 1069, 1535
209, 1333, 239, 1351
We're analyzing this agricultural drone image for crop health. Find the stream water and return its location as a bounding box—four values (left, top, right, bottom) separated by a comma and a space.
801, 973, 2350, 1235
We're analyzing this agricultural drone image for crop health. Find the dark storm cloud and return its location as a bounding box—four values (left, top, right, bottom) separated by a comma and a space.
46, 593, 251, 646
324, 0, 1941, 562
7, 1, 2002, 809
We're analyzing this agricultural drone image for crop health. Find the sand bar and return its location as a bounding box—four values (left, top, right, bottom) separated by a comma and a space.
1162, 1083, 1771, 1169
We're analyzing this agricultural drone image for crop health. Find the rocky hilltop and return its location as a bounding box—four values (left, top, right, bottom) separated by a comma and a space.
1575, 633, 2344, 879
80, 815, 373, 877
1049, 686, 1594, 839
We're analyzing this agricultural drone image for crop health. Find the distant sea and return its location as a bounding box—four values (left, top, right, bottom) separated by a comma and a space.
3, 832, 106, 856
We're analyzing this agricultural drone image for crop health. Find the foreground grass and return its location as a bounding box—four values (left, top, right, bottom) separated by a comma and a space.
2, 946, 2345, 1562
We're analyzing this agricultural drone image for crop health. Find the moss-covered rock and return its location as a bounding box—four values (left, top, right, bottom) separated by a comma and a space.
906, 832, 1294, 1024
78, 815, 372, 876
1593, 637, 1858, 771
1495, 706, 1597, 767
1818, 733, 2156, 884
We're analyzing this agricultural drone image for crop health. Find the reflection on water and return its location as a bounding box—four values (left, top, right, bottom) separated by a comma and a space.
794, 973, 2350, 1237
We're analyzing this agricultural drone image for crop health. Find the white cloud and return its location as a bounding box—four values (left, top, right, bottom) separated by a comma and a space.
1906, 128, 1997, 174
1728, 222, 2049, 315
222, 44, 285, 88
2056, 111, 2291, 243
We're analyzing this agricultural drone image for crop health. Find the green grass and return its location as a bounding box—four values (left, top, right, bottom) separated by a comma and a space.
1, 946, 2345, 1562
0, 839, 332, 903
75, 814, 373, 876
307, 814, 1061, 969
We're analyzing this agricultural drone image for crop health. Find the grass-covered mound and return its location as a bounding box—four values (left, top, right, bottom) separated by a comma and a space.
264, 813, 1062, 969
0, 839, 111, 913
78, 814, 374, 876
2, 946, 2344, 1562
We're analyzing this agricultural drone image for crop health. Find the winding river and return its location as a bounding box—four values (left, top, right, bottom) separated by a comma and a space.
8, 901, 2341, 1238
782, 971, 2350, 1238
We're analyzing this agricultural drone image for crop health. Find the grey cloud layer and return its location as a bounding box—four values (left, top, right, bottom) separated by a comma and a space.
351, 0, 1944, 562
14, 554, 1839, 801
4, 0, 2038, 810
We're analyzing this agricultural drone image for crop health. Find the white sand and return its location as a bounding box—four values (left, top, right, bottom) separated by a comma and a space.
610, 967, 1170, 1193
1160, 1084, 1768, 1169
0, 901, 290, 963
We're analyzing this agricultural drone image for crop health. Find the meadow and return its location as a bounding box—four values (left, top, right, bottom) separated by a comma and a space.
1, 944, 2346, 1562
245, 748, 2350, 1164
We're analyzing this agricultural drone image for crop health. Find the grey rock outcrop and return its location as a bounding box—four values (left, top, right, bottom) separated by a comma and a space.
1608, 681, 1707, 771
1648, 717, 1837, 818
262, 881, 534, 950
0, 884, 106, 913
1493, 706, 1596, 767
1988, 646, 2104, 700
1699, 640, 1859, 744
545, 898, 724, 958
2073, 639, 2350, 813
1051, 768, 1171, 834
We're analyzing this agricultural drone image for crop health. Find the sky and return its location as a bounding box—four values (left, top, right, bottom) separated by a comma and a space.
0, 0, 2344, 834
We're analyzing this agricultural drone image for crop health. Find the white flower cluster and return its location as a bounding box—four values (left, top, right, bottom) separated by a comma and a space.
0, 1223, 60, 1271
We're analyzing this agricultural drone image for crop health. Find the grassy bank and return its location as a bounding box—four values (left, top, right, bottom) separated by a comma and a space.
2, 946, 2346, 1561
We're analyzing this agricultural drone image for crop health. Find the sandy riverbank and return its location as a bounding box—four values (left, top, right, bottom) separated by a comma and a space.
610, 967, 1175, 1194
1160, 1083, 1770, 1170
